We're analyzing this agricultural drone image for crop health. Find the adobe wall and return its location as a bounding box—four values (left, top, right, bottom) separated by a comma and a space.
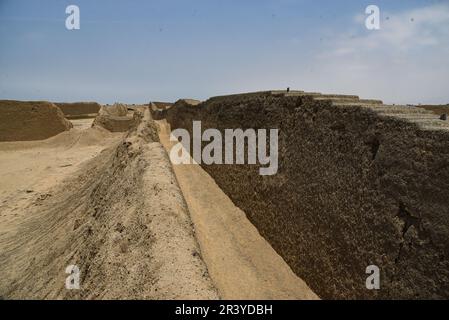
55, 102, 101, 118
92, 104, 137, 132
165, 91, 449, 299
150, 100, 195, 120
0, 100, 73, 141
419, 104, 449, 117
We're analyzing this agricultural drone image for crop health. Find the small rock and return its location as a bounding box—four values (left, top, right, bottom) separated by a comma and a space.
115, 222, 125, 233
440, 114, 447, 121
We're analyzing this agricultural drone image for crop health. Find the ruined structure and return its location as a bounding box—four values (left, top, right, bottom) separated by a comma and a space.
165, 90, 449, 299
55, 102, 101, 119
0, 100, 73, 141
150, 101, 176, 120
92, 103, 137, 132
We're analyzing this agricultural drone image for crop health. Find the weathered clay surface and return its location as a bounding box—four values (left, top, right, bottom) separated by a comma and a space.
151, 100, 196, 120
0, 108, 218, 299
55, 102, 101, 118
92, 104, 137, 132
166, 91, 449, 299
0, 100, 73, 141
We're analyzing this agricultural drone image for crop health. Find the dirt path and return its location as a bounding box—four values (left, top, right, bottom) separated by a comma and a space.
157, 120, 318, 300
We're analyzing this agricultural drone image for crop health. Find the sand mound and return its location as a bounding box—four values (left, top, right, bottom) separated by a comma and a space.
54, 102, 101, 118
0, 125, 120, 152
92, 104, 137, 132
0, 100, 73, 142
0, 108, 218, 299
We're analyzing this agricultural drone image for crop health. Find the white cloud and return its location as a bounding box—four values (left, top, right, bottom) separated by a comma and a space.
329, 3, 449, 55
311, 3, 449, 104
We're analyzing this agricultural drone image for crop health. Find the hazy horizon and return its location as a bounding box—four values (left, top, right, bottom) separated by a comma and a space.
1, 0, 448, 105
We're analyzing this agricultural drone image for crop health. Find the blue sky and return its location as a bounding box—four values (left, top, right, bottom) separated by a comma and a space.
0, 0, 448, 104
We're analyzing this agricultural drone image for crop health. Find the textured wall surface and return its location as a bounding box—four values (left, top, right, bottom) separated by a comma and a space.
55, 102, 101, 117
166, 91, 449, 299
0, 100, 73, 141
92, 104, 138, 132
419, 105, 449, 117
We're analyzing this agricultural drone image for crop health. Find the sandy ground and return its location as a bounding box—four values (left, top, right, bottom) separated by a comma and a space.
0, 119, 119, 225
0, 114, 317, 299
0, 115, 217, 299
157, 120, 318, 300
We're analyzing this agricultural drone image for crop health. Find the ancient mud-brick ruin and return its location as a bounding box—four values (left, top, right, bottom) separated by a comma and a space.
54, 102, 101, 119
92, 103, 138, 132
0, 100, 73, 141
164, 90, 449, 299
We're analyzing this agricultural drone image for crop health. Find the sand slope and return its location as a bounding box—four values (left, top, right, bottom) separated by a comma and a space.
92, 104, 137, 132
0, 113, 217, 299
158, 120, 318, 300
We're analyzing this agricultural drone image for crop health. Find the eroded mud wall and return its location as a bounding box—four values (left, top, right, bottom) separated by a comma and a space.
55, 102, 101, 117
0, 100, 73, 141
166, 92, 449, 299
92, 104, 137, 132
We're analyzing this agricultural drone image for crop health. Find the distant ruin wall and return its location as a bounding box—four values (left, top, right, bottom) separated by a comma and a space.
0, 100, 73, 141
92, 104, 138, 132
419, 104, 449, 116
166, 92, 449, 299
151, 101, 174, 110
55, 102, 101, 118
150, 101, 178, 120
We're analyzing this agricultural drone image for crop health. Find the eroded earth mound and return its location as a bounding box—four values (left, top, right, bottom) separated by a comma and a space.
0, 109, 218, 299
92, 103, 137, 132
0, 100, 73, 142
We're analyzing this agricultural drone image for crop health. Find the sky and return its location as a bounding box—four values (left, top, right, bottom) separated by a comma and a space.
0, 0, 448, 104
